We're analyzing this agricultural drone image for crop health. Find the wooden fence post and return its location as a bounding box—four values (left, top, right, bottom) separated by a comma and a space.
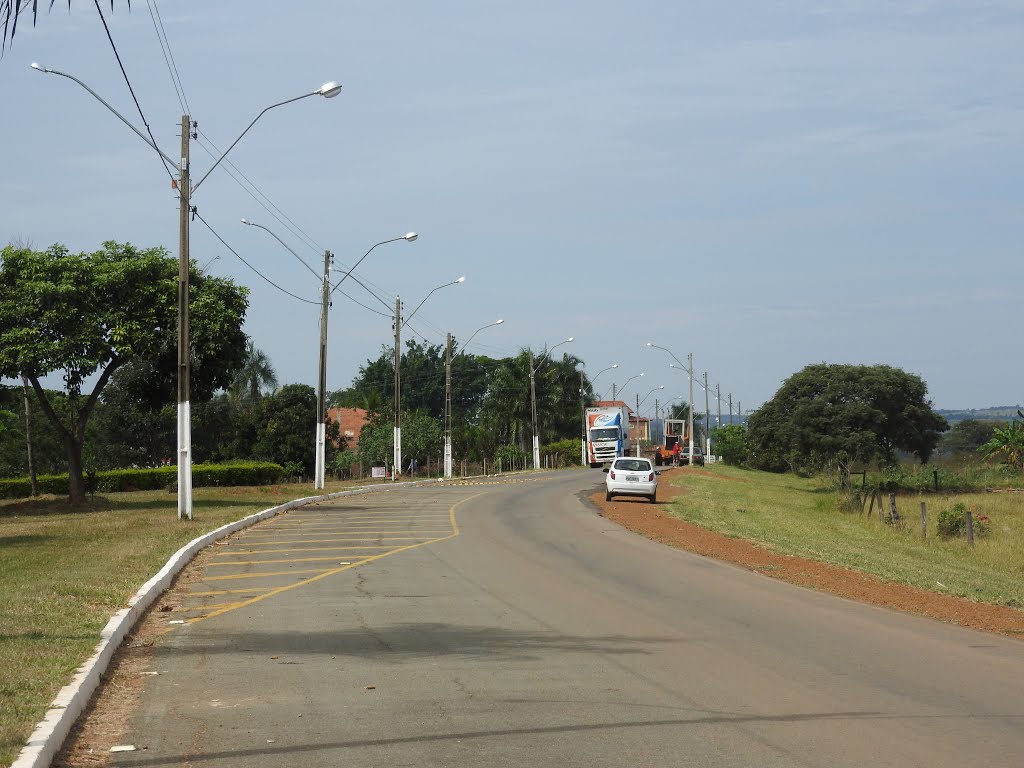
966, 509, 975, 547
866, 492, 876, 518
889, 493, 900, 525
920, 501, 927, 539
877, 491, 884, 523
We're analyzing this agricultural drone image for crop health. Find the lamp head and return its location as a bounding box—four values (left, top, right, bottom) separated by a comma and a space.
319, 81, 343, 98
240, 218, 251, 225
403, 232, 418, 241
494, 319, 504, 325
646, 342, 653, 347
30, 62, 47, 72
612, 363, 619, 368
566, 337, 574, 342
457, 276, 466, 283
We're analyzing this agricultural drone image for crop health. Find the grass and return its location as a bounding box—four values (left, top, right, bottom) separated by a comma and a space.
665, 465, 1024, 608
0, 480, 372, 768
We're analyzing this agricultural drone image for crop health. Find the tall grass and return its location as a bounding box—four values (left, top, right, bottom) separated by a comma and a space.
666, 465, 1024, 608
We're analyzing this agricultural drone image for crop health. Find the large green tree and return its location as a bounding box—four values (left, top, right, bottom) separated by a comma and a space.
0, 242, 249, 501
746, 363, 948, 473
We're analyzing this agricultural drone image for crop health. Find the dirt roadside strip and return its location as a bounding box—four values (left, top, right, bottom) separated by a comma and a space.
594, 468, 1024, 638
10, 479, 447, 768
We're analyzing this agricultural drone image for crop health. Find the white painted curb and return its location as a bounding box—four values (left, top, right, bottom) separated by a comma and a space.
12, 480, 432, 768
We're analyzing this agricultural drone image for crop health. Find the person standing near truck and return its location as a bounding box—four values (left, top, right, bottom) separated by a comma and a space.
672, 440, 681, 466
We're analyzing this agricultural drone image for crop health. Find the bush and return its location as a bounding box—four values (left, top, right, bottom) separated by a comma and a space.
494, 444, 528, 470
936, 502, 990, 539
0, 461, 283, 499
541, 438, 583, 467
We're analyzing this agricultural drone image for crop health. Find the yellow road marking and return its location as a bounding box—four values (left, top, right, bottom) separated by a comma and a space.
204, 554, 388, 566
202, 568, 348, 581
189, 491, 481, 624
186, 588, 275, 596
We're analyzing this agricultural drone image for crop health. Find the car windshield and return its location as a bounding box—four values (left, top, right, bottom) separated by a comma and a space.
613, 459, 651, 472
590, 427, 618, 441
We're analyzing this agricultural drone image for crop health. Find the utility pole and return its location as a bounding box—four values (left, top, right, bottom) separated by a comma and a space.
611, 383, 617, 401
738, 401, 742, 425
687, 352, 695, 466
177, 115, 192, 520
393, 296, 402, 479
314, 250, 331, 490
655, 398, 660, 446
444, 332, 453, 479
716, 383, 722, 430
529, 350, 540, 469
20, 375, 38, 497
635, 392, 641, 456
728, 393, 734, 425
704, 371, 710, 457
579, 370, 586, 466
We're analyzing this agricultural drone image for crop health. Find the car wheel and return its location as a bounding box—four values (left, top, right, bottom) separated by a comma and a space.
605, 491, 612, 502
649, 491, 657, 503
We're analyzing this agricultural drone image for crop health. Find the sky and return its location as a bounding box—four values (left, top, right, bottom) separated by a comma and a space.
1, 0, 1021, 416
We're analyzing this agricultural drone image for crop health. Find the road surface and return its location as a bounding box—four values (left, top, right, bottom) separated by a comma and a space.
110, 470, 1024, 767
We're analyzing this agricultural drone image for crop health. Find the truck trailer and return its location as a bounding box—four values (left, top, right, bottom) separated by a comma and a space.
585, 405, 632, 467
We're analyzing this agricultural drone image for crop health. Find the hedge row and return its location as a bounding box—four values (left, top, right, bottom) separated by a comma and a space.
0, 462, 284, 499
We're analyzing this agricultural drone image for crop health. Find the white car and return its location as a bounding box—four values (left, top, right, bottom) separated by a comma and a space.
604, 456, 658, 503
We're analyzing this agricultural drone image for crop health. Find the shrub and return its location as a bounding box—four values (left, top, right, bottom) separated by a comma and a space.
0, 462, 283, 499
541, 438, 583, 467
494, 444, 528, 470
936, 502, 990, 539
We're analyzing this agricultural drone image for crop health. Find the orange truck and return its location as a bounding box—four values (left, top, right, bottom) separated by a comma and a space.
652, 419, 688, 466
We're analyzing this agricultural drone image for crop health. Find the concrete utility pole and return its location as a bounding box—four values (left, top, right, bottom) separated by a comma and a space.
729, 393, 734, 425
21, 375, 38, 497
687, 352, 695, 466
529, 350, 539, 469
393, 297, 402, 479
444, 333, 453, 478
704, 371, 711, 458
716, 383, 722, 430
580, 370, 587, 466
636, 393, 641, 456
314, 250, 331, 490
612, 383, 617, 401
177, 115, 192, 520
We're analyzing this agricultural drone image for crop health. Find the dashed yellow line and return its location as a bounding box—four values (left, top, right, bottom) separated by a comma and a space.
204, 554, 389, 566
202, 568, 349, 581
188, 491, 481, 624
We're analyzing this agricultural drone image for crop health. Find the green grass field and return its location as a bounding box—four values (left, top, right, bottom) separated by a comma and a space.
665, 465, 1024, 607
0, 481, 370, 767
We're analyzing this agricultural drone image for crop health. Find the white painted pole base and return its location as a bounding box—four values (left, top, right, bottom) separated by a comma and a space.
314, 422, 326, 489
177, 400, 192, 520
394, 426, 402, 479
532, 435, 540, 470
444, 437, 452, 479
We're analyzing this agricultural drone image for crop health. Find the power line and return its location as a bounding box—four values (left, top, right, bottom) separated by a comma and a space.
145, 0, 190, 116
193, 211, 320, 306
93, 0, 175, 180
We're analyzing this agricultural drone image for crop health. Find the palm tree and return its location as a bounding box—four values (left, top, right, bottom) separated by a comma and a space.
229, 341, 278, 402
2, 1, 114, 50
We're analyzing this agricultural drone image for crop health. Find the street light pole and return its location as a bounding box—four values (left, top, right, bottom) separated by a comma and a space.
32, 63, 340, 519
529, 337, 573, 469
445, 319, 503, 479
242, 224, 416, 489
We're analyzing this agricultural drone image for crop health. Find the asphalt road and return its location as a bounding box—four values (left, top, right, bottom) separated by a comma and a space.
113, 470, 1024, 767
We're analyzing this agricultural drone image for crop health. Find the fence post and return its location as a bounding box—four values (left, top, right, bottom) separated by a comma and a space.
877, 491, 884, 523
889, 493, 900, 525
920, 501, 927, 539
966, 509, 975, 547
933, 469, 939, 492
866, 492, 875, 518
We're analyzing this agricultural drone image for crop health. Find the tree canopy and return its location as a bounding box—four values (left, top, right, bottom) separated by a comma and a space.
0, 241, 249, 501
746, 363, 948, 473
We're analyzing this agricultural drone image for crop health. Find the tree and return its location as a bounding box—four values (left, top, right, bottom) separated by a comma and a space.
711, 424, 750, 466
942, 419, 1001, 456
978, 419, 1024, 470
1, 1, 123, 50
746, 363, 947, 474
230, 341, 278, 402
0, 242, 249, 502
252, 384, 322, 478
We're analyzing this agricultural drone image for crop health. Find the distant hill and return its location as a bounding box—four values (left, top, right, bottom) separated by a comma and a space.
935, 406, 1023, 425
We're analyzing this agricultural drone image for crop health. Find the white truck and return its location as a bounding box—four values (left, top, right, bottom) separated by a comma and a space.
585, 405, 632, 467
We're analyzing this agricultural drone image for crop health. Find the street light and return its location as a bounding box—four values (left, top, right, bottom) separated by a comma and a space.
31, 62, 340, 519
394, 276, 465, 478
529, 336, 574, 470
241, 221, 416, 489
608, 371, 643, 402
444, 319, 504, 478
650, 342, 695, 467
